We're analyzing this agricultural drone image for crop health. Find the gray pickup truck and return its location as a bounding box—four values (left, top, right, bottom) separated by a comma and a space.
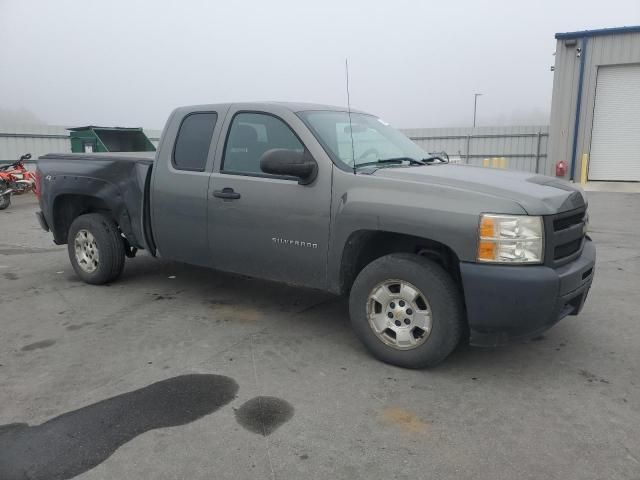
35, 102, 595, 367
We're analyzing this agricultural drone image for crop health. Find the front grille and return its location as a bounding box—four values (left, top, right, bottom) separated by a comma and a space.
544, 207, 587, 266
553, 212, 584, 231
554, 238, 582, 259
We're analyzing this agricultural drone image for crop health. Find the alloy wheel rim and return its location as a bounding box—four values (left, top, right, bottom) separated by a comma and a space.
366, 279, 433, 350
74, 229, 99, 273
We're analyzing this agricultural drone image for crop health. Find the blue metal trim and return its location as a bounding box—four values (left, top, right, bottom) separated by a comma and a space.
569, 38, 588, 181
556, 25, 640, 40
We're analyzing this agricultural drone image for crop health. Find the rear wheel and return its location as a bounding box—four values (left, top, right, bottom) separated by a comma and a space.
67, 213, 126, 284
349, 253, 464, 368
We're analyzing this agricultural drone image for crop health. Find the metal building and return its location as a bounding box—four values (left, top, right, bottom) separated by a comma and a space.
548, 26, 640, 182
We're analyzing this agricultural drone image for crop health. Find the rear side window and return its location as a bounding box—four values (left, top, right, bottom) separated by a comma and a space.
173, 112, 217, 171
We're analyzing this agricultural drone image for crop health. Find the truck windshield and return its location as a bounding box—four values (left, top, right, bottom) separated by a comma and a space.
298, 111, 430, 170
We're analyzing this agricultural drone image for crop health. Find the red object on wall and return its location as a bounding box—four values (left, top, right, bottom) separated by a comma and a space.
555, 160, 568, 177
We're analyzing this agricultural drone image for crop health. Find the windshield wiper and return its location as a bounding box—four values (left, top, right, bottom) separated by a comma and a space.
423, 152, 449, 163
355, 157, 427, 169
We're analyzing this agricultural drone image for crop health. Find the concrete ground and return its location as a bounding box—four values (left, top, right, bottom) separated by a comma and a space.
0, 193, 638, 480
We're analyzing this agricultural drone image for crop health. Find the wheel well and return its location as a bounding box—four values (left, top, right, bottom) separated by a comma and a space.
52, 194, 113, 244
339, 231, 462, 294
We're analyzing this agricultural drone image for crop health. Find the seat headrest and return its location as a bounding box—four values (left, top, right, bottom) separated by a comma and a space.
231, 125, 258, 146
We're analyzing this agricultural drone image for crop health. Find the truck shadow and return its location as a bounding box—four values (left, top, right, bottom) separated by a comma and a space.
98, 256, 571, 372
117, 254, 339, 317
0, 374, 238, 480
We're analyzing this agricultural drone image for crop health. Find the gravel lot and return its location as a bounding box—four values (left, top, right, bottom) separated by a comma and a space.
0, 192, 639, 480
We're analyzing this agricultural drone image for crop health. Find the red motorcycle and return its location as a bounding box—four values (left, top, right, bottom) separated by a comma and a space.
0, 153, 36, 210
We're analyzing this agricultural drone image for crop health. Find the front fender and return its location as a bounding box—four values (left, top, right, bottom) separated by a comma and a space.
326, 171, 527, 293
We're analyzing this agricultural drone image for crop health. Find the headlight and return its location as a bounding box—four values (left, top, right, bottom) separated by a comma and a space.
477, 214, 544, 264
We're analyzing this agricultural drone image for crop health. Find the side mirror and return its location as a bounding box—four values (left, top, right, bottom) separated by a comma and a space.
260, 149, 318, 185
20, 153, 32, 161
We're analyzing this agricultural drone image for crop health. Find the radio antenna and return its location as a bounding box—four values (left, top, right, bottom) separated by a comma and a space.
345, 58, 356, 175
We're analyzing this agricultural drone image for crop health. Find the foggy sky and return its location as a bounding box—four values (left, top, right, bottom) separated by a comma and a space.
1, 0, 639, 129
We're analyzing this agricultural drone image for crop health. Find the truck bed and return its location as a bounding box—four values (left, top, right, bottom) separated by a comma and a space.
37, 152, 155, 252
39, 152, 155, 162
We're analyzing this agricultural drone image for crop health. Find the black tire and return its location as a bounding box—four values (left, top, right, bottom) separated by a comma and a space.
67, 213, 126, 285
349, 253, 464, 368
0, 193, 10, 210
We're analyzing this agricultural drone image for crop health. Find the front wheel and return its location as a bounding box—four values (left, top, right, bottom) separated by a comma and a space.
0, 193, 10, 210
349, 253, 464, 368
67, 213, 126, 285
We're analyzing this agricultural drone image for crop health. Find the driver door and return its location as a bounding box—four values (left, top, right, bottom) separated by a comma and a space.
207, 107, 332, 288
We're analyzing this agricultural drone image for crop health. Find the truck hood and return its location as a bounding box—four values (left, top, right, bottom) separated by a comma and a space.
371, 164, 586, 215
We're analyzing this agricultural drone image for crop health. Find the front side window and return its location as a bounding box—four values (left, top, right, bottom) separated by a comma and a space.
173, 112, 217, 171
223, 113, 304, 175
299, 111, 429, 169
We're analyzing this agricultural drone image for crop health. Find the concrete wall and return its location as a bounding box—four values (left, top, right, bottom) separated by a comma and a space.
548, 28, 640, 180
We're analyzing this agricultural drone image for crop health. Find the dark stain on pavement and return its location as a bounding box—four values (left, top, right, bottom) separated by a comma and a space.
20, 339, 56, 352
209, 298, 233, 306
154, 295, 174, 300
235, 396, 293, 436
2, 272, 18, 280
65, 322, 93, 331
152, 293, 175, 301
0, 374, 238, 480
579, 369, 610, 384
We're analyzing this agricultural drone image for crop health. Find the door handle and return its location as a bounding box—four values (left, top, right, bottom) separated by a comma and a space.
213, 187, 241, 200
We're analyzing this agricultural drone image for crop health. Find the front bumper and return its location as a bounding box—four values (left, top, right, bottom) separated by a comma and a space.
459, 239, 595, 346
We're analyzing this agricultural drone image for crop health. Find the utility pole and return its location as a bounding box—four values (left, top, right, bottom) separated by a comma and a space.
473, 93, 483, 128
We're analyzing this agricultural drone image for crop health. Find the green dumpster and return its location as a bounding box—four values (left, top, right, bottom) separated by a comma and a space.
68, 126, 156, 153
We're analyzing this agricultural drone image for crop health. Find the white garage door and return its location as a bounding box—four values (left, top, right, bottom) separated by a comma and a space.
589, 64, 640, 181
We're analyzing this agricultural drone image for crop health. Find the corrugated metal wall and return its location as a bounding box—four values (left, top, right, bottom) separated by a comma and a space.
0, 125, 162, 165
548, 30, 640, 179
0, 124, 70, 164
2, 123, 548, 173
401, 126, 549, 173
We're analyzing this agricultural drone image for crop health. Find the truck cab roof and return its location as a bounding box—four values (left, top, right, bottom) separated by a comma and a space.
172, 101, 366, 115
